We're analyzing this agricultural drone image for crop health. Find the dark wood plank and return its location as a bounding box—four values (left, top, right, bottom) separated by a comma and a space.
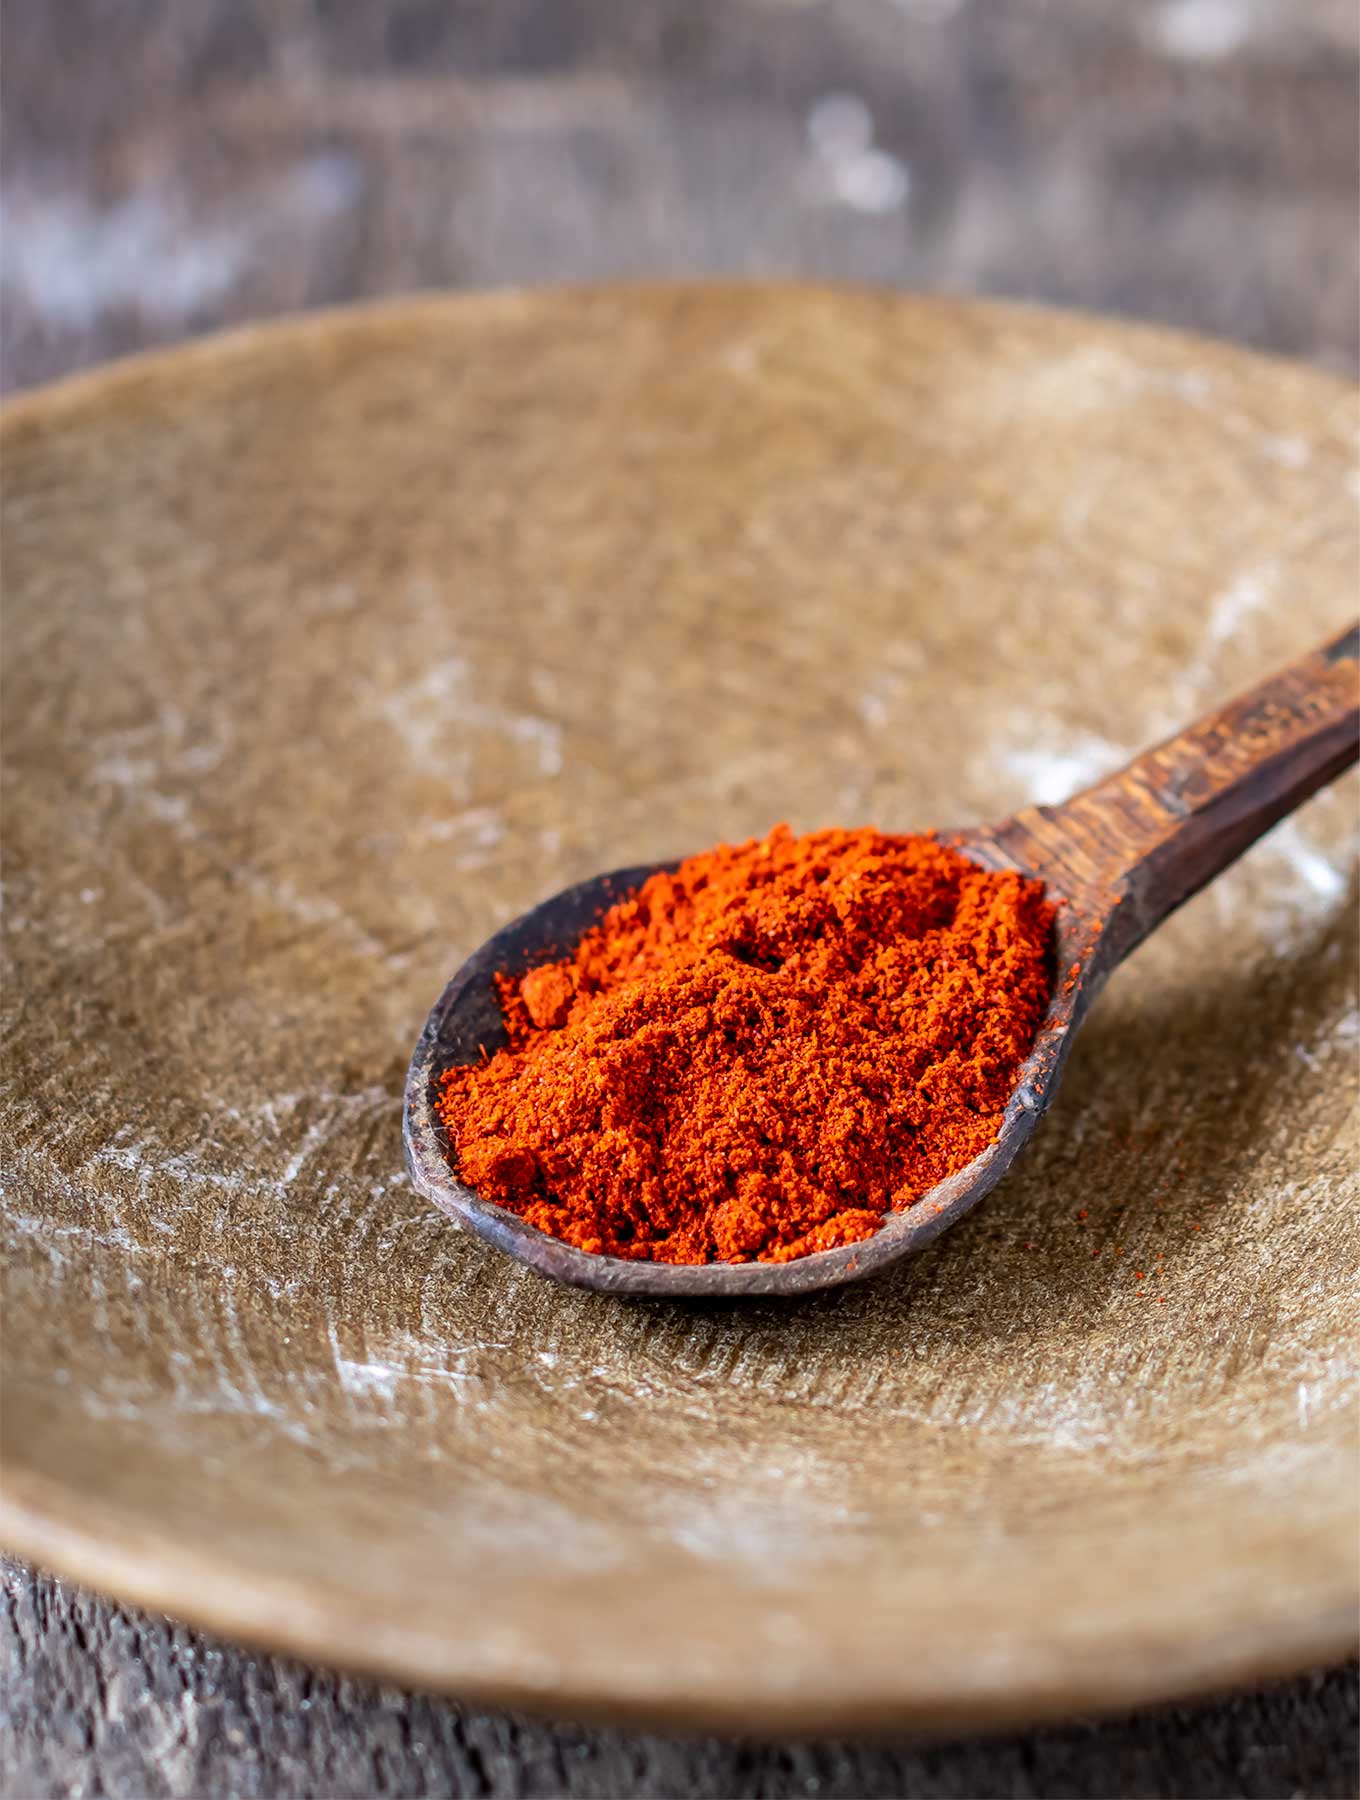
2, 0, 1357, 393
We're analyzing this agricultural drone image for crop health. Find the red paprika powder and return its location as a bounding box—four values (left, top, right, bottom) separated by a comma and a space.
437, 825, 1054, 1264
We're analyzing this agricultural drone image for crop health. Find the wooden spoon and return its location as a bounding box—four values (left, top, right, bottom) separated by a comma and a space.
404, 626, 1358, 1297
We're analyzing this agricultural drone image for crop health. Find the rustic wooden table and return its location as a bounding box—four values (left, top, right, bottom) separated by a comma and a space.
2, 4, 1357, 1795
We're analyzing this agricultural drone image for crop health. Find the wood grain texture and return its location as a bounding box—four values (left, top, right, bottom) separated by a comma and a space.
3, 1562, 1357, 1800
3, 0, 1358, 395
3, 287, 1357, 1743
2, 3, 1358, 1788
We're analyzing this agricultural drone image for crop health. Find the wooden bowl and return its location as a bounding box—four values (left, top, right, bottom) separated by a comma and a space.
2, 285, 1356, 1734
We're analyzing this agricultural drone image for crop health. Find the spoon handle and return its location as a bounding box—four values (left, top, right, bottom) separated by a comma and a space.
997, 623, 1358, 959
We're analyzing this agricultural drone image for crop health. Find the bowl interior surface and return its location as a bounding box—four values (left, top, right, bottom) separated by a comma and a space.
2, 285, 1356, 1732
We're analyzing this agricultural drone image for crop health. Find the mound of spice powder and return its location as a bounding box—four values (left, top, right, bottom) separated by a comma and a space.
437, 825, 1055, 1264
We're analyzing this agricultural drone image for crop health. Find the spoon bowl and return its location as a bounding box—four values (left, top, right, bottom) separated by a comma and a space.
403, 855, 1104, 1296
404, 627, 1357, 1297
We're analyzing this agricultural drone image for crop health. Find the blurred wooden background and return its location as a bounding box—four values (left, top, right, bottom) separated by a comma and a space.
3, 0, 1357, 394
2, 2, 1357, 1796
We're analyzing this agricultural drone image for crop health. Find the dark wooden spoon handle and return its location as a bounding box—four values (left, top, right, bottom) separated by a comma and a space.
995, 623, 1359, 960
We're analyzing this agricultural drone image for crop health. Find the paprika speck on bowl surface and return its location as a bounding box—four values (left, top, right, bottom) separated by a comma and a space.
436, 824, 1055, 1264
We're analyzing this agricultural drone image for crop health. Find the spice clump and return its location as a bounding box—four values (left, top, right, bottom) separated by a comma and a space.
437, 825, 1055, 1265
